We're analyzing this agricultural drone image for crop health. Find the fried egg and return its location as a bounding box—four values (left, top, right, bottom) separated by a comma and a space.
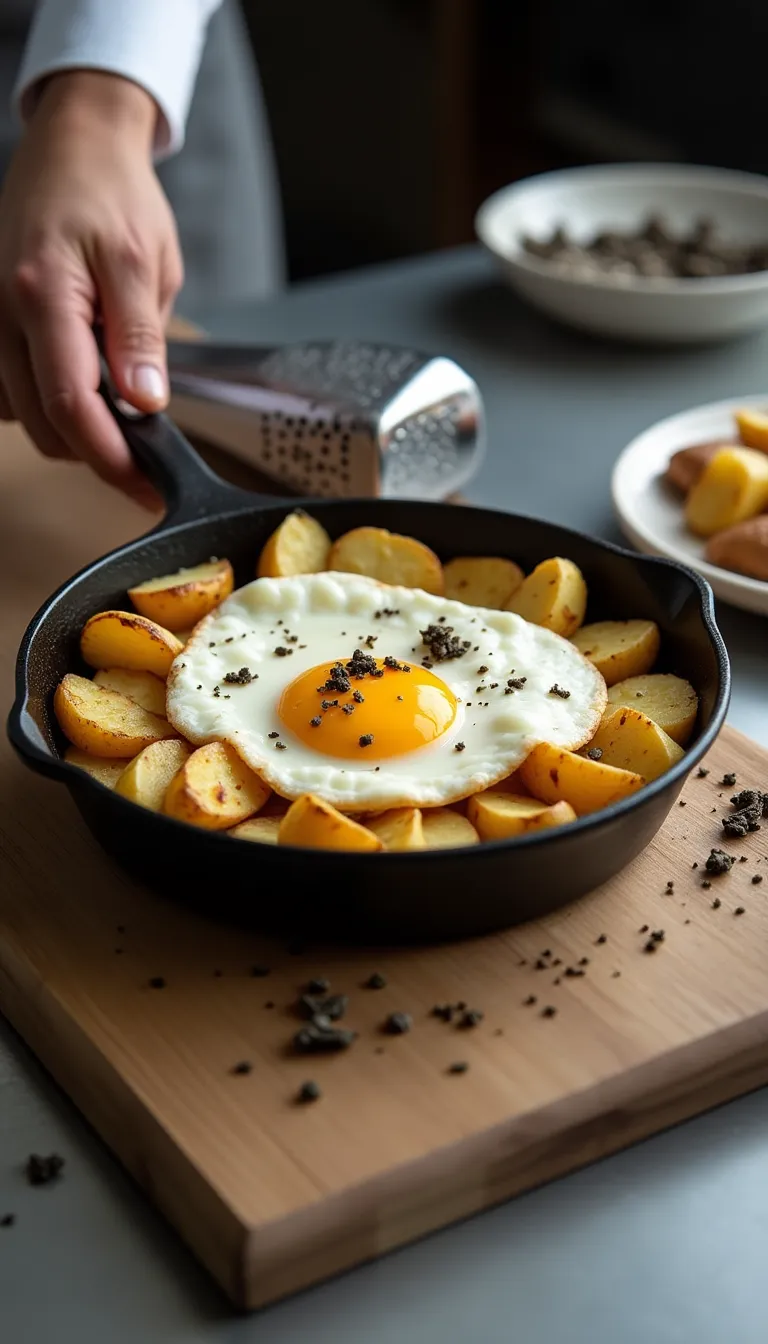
166, 573, 606, 810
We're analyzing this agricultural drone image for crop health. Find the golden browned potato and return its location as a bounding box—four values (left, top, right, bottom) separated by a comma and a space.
706, 515, 768, 581
605, 673, 698, 746
328, 526, 444, 594
93, 667, 167, 717
734, 407, 768, 452
55, 674, 177, 757
229, 816, 281, 845
114, 739, 191, 812
685, 447, 768, 537
365, 807, 425, 851
664, 441, 730, 494
64, 747, 133, 788
467, 790, 576, 841
81, 611, 183, 678
257, 509, 332, 578
520, 742, 644, 815
279, 793, 383, 851
420, 808, 480, 849
163, 742, 270, 830
571, 619, 660, 687
128, 559, 234, 631
505, 557, 587, 637
585, 707, 684, 782
443, 556, 524, 609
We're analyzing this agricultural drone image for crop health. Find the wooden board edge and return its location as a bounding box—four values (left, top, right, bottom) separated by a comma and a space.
237, 1009, 768, 1309
0, 940, 248, 1306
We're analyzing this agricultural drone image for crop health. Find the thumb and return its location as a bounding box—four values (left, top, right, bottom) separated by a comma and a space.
98, 250, 169, 414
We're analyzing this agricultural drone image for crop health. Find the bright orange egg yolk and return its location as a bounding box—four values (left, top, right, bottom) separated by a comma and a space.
278, 657, 458, 760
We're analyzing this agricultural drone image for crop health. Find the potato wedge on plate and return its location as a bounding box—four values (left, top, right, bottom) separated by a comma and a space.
55, 674, 177, 757
81, 611, 183, 678
279, 793, 383, 851
734, 407, 768, 452
328, 526, 444, 594
685, 446, 768, 537
467, 790, 576, 841
128, 559, 233, 631
605, 673, 698, 746
705, 515, 768, 582
584, 707, 684, 782
163, 741, 270, 830
520, 742, 644, 815
229, 816, 281, 845
114, 739, 191, 812
420, 808, 479, 849
93, 667, 167, 718
64, 746, 133, 788
443, 556, 523, 609
366, 807, 425, 851
571, 619, 660, 686
505, 557, 586, 637
664, 441, 730, 495
257, 509, 331, 578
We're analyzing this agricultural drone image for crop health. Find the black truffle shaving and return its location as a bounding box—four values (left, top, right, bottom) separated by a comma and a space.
419, 624, 471, 662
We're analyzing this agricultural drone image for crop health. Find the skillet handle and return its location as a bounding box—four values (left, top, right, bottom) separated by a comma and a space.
98, 377, 268, 525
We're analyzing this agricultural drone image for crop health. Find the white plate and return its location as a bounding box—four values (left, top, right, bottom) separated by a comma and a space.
612, 394, 768, 617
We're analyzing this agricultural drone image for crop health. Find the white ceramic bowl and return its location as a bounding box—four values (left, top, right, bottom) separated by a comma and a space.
475, 163, 768, 344
612, 393, 768, 617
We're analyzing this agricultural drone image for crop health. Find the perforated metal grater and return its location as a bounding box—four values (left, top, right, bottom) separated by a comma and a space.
167, 339, 484, 499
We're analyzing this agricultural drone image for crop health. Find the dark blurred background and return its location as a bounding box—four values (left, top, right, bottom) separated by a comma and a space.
242, 0, 768, 282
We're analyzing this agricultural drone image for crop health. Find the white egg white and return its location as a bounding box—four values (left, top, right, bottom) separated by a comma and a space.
166, 572, 606, 811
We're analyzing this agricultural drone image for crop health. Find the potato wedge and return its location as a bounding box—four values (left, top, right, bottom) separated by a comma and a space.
328, 526, 444, 594
443, 556, 524, 609
55, 674, 177, 757
585, 707, 684, 782
64, 747, 133, 788
81, 611, 183, 678
505, 557, 587, 637
128, 559, 233, 631
664, 441, 732, 495
467, 790, 576, 841
229, 816, 281, 845
734, 407, 768, 453
257, 509, 332, 578
571, 619, 660, 687
706, 515, 768, 581
163, 741, 270, 830
114, 739, 191, 812
93, 668, 167, 717
605, 673, 698, 746
520, 742, 644, 815
685, 446, 768, 538
278, 793, 383, 851
365, 807, 425, 851
420, 808, 480, 849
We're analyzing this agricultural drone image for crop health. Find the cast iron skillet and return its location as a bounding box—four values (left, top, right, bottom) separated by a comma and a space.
8, 387, 730, 943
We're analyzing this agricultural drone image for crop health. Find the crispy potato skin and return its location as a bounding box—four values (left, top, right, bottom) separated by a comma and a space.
664, 441, 729, 494
80, 611, 183, 678
278, 793, 383, 851
55, 674, 177, 757
520, 742, 644, 815
163, 742, 270, 830
327, 526, 444, 594
706, 515, 768, 581
257, 511, 332, 578
505, 557, 587, 637
129, 560, 234, 631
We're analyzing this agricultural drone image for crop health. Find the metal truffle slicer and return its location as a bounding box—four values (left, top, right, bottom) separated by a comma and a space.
166, 338, 484, 499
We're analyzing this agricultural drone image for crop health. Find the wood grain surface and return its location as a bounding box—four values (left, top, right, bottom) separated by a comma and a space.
1, 399, 768, 1311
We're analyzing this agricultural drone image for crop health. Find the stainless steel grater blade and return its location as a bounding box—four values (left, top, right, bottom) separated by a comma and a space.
167, 339, 484, 499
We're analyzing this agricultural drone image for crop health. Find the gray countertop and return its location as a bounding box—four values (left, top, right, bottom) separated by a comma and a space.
2, 245, 767, 1343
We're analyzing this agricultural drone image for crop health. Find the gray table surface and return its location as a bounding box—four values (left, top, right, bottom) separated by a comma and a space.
2, 245, 767, 1343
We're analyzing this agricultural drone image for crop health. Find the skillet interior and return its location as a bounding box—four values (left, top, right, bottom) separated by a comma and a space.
10, 491, 730, 943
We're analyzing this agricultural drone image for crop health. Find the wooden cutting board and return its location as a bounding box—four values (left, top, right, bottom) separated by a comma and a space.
2, 414, 768, 1311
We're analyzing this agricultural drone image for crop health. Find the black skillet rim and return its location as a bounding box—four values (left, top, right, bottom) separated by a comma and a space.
7, 499, 731, 867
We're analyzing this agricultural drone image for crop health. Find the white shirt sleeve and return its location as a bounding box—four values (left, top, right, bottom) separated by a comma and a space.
14, 0, 224, 158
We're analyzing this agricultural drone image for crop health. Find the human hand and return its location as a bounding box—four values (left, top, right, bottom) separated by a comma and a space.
0, 71, 184, 507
